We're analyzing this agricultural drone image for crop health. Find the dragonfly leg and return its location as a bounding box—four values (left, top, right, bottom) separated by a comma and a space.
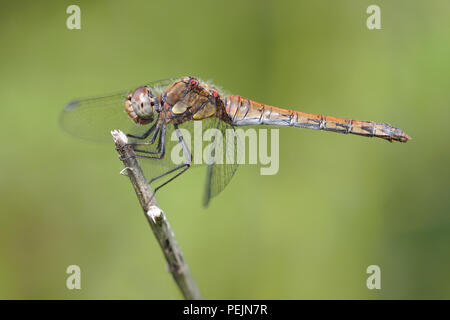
133, 125, 165, 155
132, 125, 167, 159
118, 125, 165, 161
126, 121, 157, 140
150, 163, 190, 195
146, 125, 192, 204
149, 163, 190, 186
118, 123, 162, 156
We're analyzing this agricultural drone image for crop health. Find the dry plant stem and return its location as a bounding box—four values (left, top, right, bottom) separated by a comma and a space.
111, 130, 202, 300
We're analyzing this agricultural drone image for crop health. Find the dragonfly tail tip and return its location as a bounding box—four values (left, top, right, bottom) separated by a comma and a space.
403, 133, 412, 142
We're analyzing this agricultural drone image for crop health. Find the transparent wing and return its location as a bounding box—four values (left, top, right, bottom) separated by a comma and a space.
203, 118, 241, 207
135, 119, 204, 179
59, 78, 176, 142
136, 116, 240, 205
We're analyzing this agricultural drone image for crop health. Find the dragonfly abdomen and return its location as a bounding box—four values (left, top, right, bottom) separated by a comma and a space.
224, 96, 410, 142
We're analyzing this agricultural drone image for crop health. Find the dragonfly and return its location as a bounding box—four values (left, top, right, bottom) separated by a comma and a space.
61, 76, 411, 206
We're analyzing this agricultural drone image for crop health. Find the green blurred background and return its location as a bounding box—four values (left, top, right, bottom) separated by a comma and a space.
0, 0, 449, 299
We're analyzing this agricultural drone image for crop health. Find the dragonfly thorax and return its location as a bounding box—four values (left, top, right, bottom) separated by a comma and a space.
124, 86, 159, 125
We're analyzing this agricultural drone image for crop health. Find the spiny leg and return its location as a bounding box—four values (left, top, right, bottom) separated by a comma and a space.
118, 124, 164, 161
133, 125, 165, 156
126, 121, 157, 140
133, 125, 166, 159
146, 124, 192, 204
119, 123, 164, 160
129, 123, 161, 148
151, 165, 190, 205
149, 124, 191, 183
149, 163, 190, 191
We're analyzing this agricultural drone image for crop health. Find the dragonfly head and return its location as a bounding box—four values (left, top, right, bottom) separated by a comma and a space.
125, 86, 159, 125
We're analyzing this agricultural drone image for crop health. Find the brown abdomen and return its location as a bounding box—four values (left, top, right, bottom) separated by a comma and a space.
224, 96, 411, 143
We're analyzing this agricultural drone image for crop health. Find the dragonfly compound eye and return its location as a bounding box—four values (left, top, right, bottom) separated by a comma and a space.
124, 86, 157, 125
